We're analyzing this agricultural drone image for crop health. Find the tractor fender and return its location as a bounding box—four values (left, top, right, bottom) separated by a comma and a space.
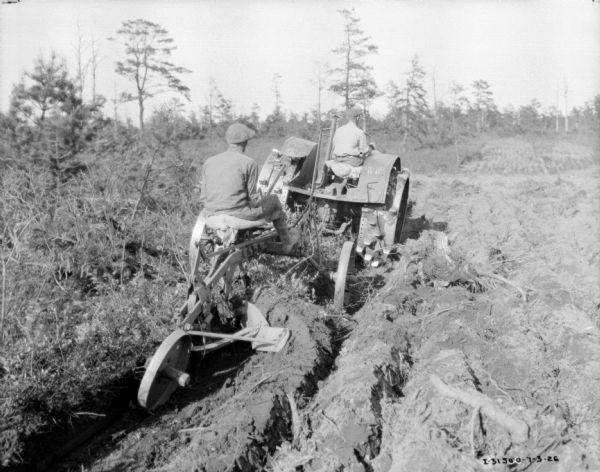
353, 151, 401, 204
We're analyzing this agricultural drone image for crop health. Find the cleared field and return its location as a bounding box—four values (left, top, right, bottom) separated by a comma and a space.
270, 156, 600, 471
2, 134, 599, 472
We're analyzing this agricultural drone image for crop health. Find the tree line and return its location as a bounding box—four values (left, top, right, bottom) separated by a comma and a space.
2, 12, 599, 166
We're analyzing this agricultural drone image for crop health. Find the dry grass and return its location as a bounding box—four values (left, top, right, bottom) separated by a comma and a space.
372, 132, 600, 177
462, 136, 599, 174
0, 132, 200, 466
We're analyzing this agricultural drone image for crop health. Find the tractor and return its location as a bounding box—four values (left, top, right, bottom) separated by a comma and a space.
258, 115, 410, 270
137, 116, 410, 411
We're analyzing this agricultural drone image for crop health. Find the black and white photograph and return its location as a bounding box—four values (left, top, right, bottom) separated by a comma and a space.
0, 0, 599, 470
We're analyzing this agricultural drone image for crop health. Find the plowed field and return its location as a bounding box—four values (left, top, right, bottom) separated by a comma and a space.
51, 142, 600, 472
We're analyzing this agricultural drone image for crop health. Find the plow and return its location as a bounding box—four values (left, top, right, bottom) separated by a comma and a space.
138, 117, 410, 410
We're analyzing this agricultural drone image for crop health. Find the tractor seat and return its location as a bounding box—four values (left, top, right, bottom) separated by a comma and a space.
325, 160, 362, 180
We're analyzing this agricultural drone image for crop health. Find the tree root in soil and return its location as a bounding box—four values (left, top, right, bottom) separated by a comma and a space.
429, 374, 529, 443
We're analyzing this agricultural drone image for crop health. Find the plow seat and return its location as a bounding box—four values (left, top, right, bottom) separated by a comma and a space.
205, 213, 268, 231
204, 214, 269, 248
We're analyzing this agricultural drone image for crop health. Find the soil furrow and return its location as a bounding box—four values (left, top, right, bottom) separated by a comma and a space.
56, 295, 339, 472
269, 281, 418, 472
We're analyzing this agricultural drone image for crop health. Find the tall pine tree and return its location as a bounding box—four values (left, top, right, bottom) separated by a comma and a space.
110, 19, 191, 131
387, 56, 431, 151
329, 9, 379, 112
471, 79, 495, 134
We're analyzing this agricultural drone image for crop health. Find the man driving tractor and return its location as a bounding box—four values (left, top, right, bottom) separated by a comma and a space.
193, 122, 299, 257
326, 105, 370, 180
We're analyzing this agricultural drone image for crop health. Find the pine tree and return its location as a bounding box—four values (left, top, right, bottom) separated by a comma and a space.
264, 74, 286, 137
387, 56, 431, 151
202, 78, 235, 131
110, 19, 191, 131
471, 80, 495, 134
9, 52, 104, 154
10, 52, 74, 125
329, 8, 379, 111
449, 82, 469, 138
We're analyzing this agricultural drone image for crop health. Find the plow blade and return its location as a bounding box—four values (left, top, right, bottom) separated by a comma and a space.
188, 303, 290, 353
188, 325, 290, 353
137, 303, 290, 410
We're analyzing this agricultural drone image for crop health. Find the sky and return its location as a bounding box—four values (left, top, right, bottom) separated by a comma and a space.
0, 0, 599, 121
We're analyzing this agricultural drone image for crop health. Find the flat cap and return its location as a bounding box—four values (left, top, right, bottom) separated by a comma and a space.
225, 123, 256, 144
346, 106, 364, 120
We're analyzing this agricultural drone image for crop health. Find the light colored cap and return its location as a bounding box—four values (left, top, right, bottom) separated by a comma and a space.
346, 106, 364, 120
225, 123, 256, 144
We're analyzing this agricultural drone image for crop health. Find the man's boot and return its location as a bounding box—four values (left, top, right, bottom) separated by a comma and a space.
260, 195, 299, 254
272, 215, 300, 254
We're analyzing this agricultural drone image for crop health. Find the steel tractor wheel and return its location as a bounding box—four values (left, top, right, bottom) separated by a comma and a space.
333, 241, 356, 311
394, 169, 410, 243
138, 329, 192, 410
355, 164, 410, 266
384, 167, 410, 248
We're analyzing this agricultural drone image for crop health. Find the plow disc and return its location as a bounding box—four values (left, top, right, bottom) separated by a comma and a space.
138, 329, 192, 411
138, 303, 290, 411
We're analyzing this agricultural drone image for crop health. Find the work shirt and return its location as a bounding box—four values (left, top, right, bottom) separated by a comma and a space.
200, 147, 260, 216
332, 121, 369, 165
